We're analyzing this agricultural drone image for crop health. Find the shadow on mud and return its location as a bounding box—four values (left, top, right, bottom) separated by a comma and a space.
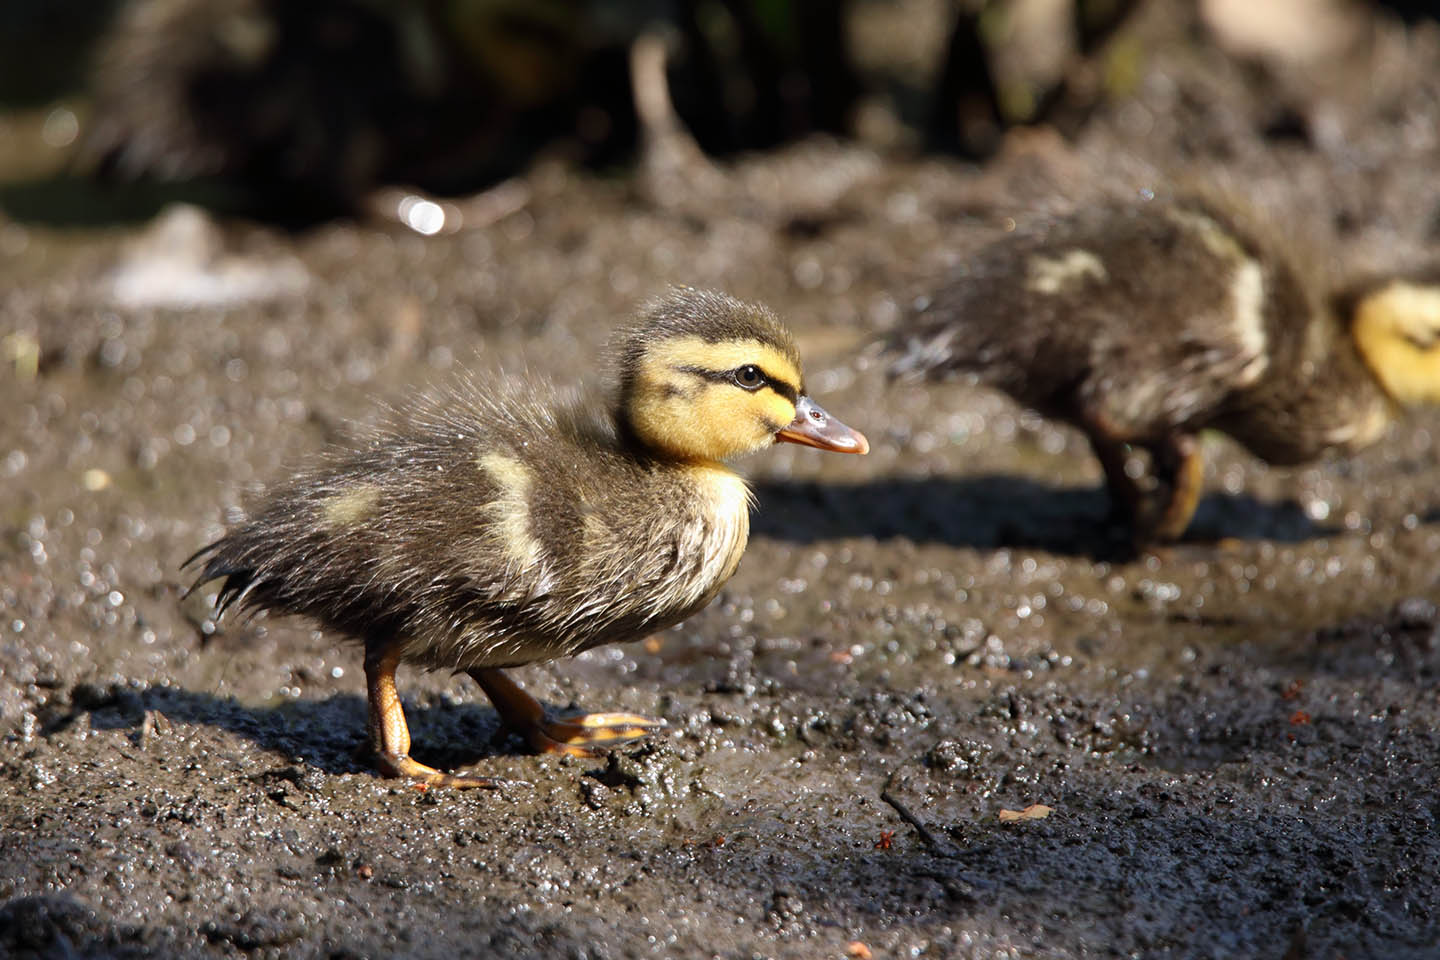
0, 894, 182, 959
40, 682, 518, 778
853, 808, 1436, 958
0, 890, 619, 959
751, 475, 1335, 556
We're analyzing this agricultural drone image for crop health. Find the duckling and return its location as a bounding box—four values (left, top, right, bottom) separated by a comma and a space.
890, 199, 1440, 544
188, 288, 868, 788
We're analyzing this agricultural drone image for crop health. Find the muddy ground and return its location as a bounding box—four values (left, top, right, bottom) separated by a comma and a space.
4, 5, 1440, 959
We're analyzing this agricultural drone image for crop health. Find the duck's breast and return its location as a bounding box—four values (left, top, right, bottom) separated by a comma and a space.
673, 463, 752, 608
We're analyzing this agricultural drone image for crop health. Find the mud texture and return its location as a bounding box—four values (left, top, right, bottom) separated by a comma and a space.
4, 5, 1440, 958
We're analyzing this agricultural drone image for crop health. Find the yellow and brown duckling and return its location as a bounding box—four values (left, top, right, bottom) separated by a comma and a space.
890, 198, 1440, 544
188, 288, 868, 787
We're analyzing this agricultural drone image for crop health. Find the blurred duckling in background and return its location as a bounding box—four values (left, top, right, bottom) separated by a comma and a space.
891, 198, 1440, 544
189, 288, 868, 787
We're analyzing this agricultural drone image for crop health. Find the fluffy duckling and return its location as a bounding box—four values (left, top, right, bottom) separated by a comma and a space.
891, 199, 1440, 543
189, 288, 868, 787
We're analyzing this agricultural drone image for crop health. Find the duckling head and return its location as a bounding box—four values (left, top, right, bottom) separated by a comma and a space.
1349, 279, 1440, 407
617, 288, 869, 462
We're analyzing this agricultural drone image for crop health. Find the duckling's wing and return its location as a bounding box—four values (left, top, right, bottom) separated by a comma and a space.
186, 388, 571, 641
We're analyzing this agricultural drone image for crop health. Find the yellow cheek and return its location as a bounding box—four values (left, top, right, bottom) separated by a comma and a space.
697, 389, 796, 450
755, 390, 797, 431
632, 380, 796, 462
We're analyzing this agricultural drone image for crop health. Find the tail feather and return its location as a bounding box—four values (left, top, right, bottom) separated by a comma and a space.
181, 534, 264, 620
887, 324, 962, 380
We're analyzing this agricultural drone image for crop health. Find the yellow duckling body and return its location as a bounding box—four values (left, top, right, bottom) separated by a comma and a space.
189, 288, 867, 787
891, 199, 1440, 543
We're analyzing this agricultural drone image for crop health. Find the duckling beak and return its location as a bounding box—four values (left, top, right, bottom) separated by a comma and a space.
776, 396, 870, 454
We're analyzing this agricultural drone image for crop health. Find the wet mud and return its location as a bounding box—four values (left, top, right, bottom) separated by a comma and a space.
4, 5, 1440, 958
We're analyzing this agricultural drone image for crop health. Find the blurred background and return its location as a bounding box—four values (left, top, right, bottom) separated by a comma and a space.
0, 0, 1433, 222
4, 3, 1440, 957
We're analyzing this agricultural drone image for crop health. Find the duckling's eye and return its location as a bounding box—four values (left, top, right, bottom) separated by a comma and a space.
733, 365, 765, 390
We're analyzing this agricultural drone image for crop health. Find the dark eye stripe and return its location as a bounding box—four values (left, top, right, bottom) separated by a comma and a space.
675, 365, 799, 402
764, 378, 799, 403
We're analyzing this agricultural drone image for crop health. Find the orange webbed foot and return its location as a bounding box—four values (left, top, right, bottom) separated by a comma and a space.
469, 668, 666, 758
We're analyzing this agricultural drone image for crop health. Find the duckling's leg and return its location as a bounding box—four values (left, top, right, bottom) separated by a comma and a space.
469, 668, 665, 757
364, 643, 501, 788
1080, 417, 1145, 528
1151, 432, 1204, 543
